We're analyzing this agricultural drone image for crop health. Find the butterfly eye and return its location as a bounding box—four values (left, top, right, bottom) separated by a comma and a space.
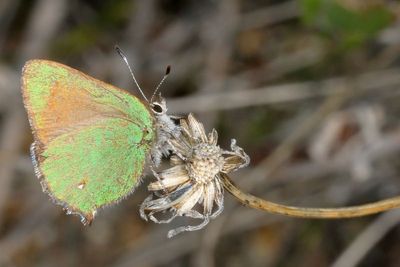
151, 103, 164, 114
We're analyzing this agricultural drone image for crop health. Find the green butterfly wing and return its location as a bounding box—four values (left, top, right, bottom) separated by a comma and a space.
22, 60, 155, 224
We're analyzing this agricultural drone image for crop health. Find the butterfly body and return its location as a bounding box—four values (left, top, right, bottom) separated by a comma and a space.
22, 60, 177, 224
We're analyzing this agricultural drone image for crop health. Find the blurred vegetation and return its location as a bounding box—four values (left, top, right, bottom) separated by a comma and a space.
302, 0, 392, 48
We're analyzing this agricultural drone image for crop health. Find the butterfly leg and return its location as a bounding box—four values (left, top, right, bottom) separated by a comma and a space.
166, 140, 188, 162
150, 165, 170, 194
169, 115, 185, 120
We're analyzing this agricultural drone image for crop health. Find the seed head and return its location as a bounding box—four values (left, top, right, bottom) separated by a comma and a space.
140, 113, 250, 237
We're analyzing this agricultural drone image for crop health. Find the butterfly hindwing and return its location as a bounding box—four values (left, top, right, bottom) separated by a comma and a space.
22, 60, 155, 223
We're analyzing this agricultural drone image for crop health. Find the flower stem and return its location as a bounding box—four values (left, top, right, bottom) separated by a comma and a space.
221, 173, 400, 218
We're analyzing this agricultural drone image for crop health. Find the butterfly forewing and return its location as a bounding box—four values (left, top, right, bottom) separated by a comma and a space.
22, 60, 155, 224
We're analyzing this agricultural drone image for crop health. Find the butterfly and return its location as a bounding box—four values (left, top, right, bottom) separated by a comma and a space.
21, 56, 180, 225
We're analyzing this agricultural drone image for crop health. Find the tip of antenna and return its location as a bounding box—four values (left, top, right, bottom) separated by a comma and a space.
165, 65, 171, 75
114, 45, 122, 54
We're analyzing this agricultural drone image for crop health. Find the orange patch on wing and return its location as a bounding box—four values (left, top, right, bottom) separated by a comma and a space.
36, 81, 121, 143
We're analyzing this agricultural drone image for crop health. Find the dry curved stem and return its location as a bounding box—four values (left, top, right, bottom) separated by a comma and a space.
221, 173, 400, 218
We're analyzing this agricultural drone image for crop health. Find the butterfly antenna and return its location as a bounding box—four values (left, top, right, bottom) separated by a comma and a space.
115, 45, 149, 102
150, 65, 171, 103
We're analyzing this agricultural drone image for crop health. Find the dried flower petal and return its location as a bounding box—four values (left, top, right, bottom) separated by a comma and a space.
148, 174, 189, 191
187, 113, 207, 142
203, 182, 216, 214
208, 129, 218, 146
176, 185, 204, 215
170, 155, 184, 166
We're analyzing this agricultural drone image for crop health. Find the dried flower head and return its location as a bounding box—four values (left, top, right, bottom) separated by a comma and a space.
140, 114, 249, 237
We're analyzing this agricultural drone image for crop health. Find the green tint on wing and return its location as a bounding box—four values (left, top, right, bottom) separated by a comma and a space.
36, 119, 146, 222
22, 60, 155, 224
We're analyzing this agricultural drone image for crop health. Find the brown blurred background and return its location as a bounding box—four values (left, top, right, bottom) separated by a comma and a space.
1, 0, 400, 266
